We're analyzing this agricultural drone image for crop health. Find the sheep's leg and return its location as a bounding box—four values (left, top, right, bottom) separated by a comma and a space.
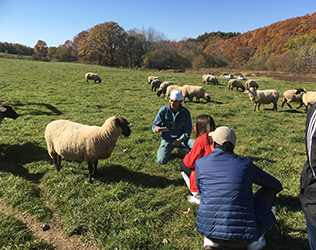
296, 102, 303, 109
281, 100, 286, 108
274, 103, 277, 111
93, 160, 98, 175
254, 104, 258, 111
286, 102, 292, 109
53, 154, 61, 171
87, 162, 94, 183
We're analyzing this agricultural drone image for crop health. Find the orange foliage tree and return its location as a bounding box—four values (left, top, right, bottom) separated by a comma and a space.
34, 40, 48, 58
78, 22, 126, 66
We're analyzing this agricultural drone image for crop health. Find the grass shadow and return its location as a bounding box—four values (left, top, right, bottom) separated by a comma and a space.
0, 142, 48, 183
14, 102, 63, 116
97, 164, 183, 188
277, 194, 302, 212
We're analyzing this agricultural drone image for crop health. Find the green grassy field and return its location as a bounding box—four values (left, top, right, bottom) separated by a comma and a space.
0, 57, 312, 249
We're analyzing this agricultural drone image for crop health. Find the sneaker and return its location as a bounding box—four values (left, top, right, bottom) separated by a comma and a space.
187, 194, 200, 205
247, 235, 266, 250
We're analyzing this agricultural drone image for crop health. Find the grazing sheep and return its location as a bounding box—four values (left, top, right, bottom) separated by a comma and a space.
165, 85, 183, 100
157, 81, 174, 97
245, 79, 259, 89
243, 87, 279, 111
281, 89, 305, 109
148, 76, 161, 84
85, 73, 102, 83
45, 116, 131, 183
151, 78, 163, 92
228, 79, 245, 91
295, 88, 316, 113
181, 85, 211, 103
0, 104, 19, 125
202, 74, 219, 85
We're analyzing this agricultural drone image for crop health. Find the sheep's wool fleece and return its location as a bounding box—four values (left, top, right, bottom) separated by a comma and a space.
45, 116, 121, 162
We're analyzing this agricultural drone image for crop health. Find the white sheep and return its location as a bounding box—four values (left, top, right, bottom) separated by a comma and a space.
245, 79, 259, 89
151, 78, 163, 92
228, 79, 245, 91
295, 88, 316, 113
45, 116, 131, 183
181, 85, 210, 103
243, 87, 279, 111
157, 81, 174, 97
165, 85, 183, 100
85, 73, 102, 83
0, 104, 19, 125
281, 89, 305, 109
202, 74, 219, 85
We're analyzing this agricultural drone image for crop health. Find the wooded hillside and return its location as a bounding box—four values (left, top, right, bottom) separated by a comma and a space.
2, 12, 316, 73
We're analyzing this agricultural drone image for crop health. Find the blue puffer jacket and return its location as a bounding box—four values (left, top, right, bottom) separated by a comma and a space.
195, 148, 283, 241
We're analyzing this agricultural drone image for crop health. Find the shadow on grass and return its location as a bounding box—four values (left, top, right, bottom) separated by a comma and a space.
0, 142, 49, 183
96, 164, 183, 188
14, 102, 63, 116
278, 108, 304, 114
277, 194, 302, 212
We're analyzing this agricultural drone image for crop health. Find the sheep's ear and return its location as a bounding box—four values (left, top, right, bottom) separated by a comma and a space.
0, 106, 7, 113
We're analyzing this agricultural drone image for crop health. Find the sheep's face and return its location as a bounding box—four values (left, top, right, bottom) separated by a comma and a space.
295, 88, 306, 95
157, 90, 162, 97
117, 117, 132, 137
0, 104, 19, 120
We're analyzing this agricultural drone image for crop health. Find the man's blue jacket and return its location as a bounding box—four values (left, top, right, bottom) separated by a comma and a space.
195, 148, 283, 241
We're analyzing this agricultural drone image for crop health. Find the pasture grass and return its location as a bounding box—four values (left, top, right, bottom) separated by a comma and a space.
0, 57, 312, 249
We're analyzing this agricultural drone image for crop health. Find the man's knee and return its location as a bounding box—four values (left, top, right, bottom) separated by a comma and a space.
156, 157, 168, 164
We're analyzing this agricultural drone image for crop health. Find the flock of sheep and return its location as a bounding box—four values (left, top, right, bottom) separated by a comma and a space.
148, 76, 211, 103
1, 71, 315, 183
150, 73, 316, 113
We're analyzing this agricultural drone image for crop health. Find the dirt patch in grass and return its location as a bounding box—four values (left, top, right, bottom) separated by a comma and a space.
0, 201, 99, 250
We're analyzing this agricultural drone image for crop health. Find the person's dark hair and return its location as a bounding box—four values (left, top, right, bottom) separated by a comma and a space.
210, 138, 235, 153
194, 115, 216, 137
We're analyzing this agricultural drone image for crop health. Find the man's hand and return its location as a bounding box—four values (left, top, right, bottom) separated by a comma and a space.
172, 138, 182, 146
155, 126, 169, 133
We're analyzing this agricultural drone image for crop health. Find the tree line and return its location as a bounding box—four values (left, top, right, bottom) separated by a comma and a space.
3, 13, 316, 74
1, 22, 232, 70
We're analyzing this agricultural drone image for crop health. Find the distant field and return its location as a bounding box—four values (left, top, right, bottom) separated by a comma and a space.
0, 58, 312, 249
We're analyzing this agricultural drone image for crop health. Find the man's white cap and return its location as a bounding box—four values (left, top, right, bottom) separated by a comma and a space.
170, 90, 184, 102
209, 126, 236, 146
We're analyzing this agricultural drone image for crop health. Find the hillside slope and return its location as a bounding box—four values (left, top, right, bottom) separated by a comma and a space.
202, 12, 316, 62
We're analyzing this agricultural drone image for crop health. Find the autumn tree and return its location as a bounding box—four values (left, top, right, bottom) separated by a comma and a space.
34, 40, 48, 59
78, 22, 127, 66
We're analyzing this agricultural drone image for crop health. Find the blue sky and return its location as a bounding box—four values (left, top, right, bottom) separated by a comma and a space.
1, 0, 316, 48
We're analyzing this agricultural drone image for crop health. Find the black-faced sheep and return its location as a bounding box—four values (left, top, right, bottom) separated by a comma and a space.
148, 76, 161, 84
157, 81, 174, 97
181, 85, 210, 103
228, 79, 245, 91
243, 87, 279, 111
0, 104, 19, 125
295, 88, 316, 113
281, 89, 304, 109
151, 78, 163, 92
202, 74, 219, 85
45, 116, 131, 183
85, 73, 102, 83
245, 79, 259, 89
